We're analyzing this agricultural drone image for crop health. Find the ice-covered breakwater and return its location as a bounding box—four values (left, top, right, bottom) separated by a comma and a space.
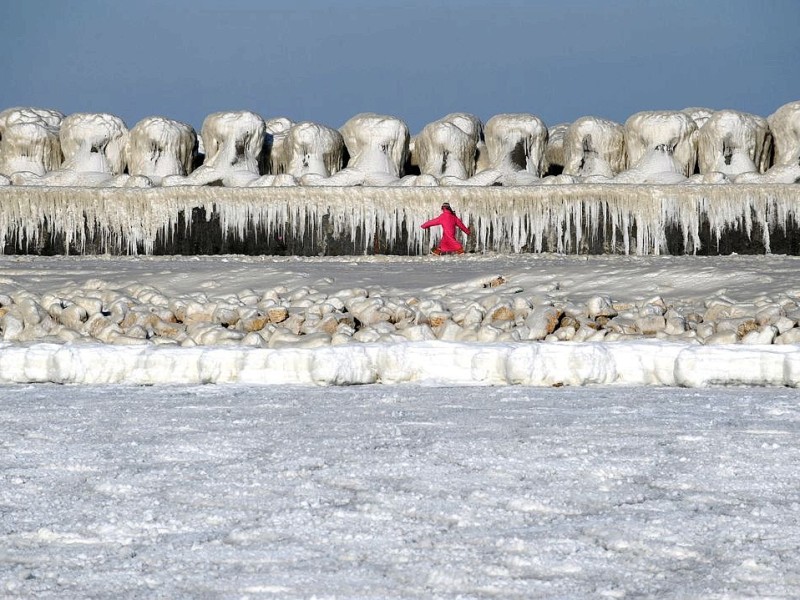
0, 183, 799, 255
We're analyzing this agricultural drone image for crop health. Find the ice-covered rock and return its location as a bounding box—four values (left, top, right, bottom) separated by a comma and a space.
264, 117, 294, 174
126, 116, 197, 184
483, 113, 548, 178
14, 112, 129, 186
614, 143, 687, 184
562, 116, 626, 178
442, 112, 487, 171
697, 110, 772, 176
339, 113, 409, 177
767, 101, 800, 167
181, 111, 266, 186
0, 107, 64, 177
542, 123, 568, 176
60, 113, 128, 175
413, 119, 477, 180
624, 110, 699, 177
271, 121, 344, 179
681, 107, 714, 130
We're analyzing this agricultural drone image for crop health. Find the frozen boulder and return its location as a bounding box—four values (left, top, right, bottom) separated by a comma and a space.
126, 116, 198, 183
542, 122, 568, 176
442, 112, 487, 171
767, 101, 800, 168
339, 113, 409, 177
264, 116, 294, 174
21, 112, 129, 186
483, 113, 548, 177
562, 116, 626, 178
681, 107, 714, 130
60, 112, 128, 175
182, 110, 266, 186
624, 110, 698, 177
697, 109, 772, 176
271, 121, 344, 179
415, 119, 477, 179
0, 107, 63, 177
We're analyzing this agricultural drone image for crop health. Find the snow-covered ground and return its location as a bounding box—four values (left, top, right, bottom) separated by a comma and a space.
3, 253, 800, 386
3, 253, 800, 597
2, 383, 800, 598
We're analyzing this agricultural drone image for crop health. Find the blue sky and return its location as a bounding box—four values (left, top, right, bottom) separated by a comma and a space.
2, 0, 798, 133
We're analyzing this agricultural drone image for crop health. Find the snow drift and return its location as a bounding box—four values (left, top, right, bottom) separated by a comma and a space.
2, 340, 799, 387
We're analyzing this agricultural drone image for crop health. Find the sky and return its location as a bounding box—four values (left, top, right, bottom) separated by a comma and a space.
1, 0, 798, 134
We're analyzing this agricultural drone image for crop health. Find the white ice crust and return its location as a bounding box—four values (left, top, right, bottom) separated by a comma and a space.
4, 252, 800, 387
624, 111, 698, 177
767, 101, 800, 167
697, 109, 772, 176
483, 113, 548, 180
126, 116, 197, 183
339, 113, 410, 178
414, 119, 477, 179
269, 121, 344, 179
0, 107, 63, 177
178, 110, 266, 187
2, 340, 800, 387
562, 116, 626, 179
542, 122, 569, 175
1, 102, 799, 187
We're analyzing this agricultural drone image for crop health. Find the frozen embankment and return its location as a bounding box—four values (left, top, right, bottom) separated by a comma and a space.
1, 183, 799, 255
2, 340, 799, 387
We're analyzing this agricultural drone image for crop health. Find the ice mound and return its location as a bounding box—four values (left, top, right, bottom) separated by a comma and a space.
127, 116, 197, 184
0, 102, 799, 188
624, 110, 698, 177
176, 110, 266, 187
339, 113, 410, 178
0, 107, 63, 177
697, 109, 772, 177
562, 116, 626, 179
483, 113, 548, 180
269, 121, 344, 179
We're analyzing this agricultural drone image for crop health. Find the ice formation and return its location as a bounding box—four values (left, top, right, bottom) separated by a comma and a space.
767, 101, 800, 167
443, 112, 488, 170
180, 111, 266, 186
483, 113, 548, 180
624, 111, 698, 177
542, 122, 569, 175
10, 112, 132, 187
60, 112, 128, 175
264, 117, 294, 173
682, 106, 714, 130
126, 116, 197, 184
339, 113, 409, 178
5, 255, 800, 386
562, 116, 626, 179
414, 119, 477, 179
0, 183, 797, 256
270, 121, 344, 179
697, 110, 772, 176
0, 107, 63, 177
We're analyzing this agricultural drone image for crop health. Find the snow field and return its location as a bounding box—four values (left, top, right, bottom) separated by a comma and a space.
2, 384, 799, 598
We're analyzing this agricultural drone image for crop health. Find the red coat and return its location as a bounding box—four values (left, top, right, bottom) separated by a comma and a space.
421, 210, 470, 252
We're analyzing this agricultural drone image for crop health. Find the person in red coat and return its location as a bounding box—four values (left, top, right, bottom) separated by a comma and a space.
421, 202, 470, 255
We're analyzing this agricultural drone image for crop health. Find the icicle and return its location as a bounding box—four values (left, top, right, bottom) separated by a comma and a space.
0, 184, 799, 256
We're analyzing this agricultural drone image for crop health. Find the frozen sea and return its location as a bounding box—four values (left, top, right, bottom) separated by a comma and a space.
3, 383, 800, 599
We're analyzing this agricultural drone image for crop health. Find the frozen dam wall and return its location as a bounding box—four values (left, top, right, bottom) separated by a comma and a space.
0, 184, 799, 256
